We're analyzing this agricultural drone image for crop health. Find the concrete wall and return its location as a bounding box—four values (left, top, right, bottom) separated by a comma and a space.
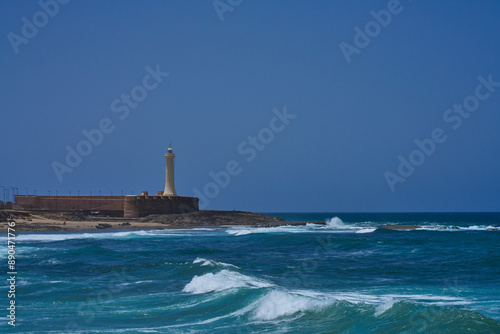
15, 195, 199, 218
15, 195, 125, 210
124, 195, 199, 218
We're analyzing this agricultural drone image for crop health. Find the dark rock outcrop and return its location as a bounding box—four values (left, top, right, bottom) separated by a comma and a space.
96, 223, 113, 229
142, 210, 285, 227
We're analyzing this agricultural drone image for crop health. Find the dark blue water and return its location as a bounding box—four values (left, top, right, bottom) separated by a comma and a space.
2, 213, 500, 333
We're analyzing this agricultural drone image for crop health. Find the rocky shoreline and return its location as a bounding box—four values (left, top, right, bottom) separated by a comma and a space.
3, 210, 496, 232
0, 209, 296, 232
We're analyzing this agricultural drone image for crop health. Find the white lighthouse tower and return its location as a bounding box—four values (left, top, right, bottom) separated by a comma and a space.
163, 145, 177, 196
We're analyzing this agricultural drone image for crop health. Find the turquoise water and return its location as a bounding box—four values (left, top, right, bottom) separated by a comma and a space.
2, 212, 500, 333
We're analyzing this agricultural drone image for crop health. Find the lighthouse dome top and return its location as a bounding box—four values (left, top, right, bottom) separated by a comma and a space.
167, 145, 173, 153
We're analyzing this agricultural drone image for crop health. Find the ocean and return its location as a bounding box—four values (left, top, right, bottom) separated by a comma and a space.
2, 212, 500, 333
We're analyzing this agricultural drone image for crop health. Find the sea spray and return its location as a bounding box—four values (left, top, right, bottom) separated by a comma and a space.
325, 217, 347, 228
183, 269, 274, 294
193, 257, 240, 268
251, 290, 332, 320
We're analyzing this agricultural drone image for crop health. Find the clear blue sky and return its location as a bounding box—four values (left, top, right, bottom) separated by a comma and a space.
1, 0, 500, 212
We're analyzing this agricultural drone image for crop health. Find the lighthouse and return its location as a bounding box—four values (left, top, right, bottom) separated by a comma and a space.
163, 145, 177, 196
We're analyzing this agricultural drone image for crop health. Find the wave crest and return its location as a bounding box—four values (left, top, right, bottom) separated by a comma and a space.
182, 269, 273, 294
251, 290, 331, 320
193, 257, 240, 269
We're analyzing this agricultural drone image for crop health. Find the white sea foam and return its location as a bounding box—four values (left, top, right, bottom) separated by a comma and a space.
190, 228, 218, 231
416, 225, 499, 232
461, 225, 497, 231
225, 221, 499, 236
325, 217, 347, 229
226, 225, 314, 236
356, 228, 377, 234
4, 231, 151, 242
40, 258, 62, 265
118, 280, 155, 286
374, 298, 395, 316
246, 290, 393, 320
247, 289, 470, 320
193, 258, 240, 269
227, 229, 254, 236
228, 216, 499, 235
179, 266, 472, 321
383, 293, 466, 302
324, 217, 377, 232
0, 230, 202, 242
251, 290, 332, 320
350, 250, 374, 256
13, 233, 96, 242
226, 217, 371, 236
182, 269, 274, 294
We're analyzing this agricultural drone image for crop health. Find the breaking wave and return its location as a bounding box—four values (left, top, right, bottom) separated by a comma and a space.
182, 269, 274, 294
325, 217, 347, 228
250, 290, 332, 320
193, 257, 240, 269
416, 225, 499, 231
181, 258, 478, 323
226, 217, 377, 236
0, 229, 218, 243
225, 216, 499, 236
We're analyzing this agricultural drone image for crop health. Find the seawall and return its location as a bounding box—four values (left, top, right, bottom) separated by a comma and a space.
14, 194, 199, 218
